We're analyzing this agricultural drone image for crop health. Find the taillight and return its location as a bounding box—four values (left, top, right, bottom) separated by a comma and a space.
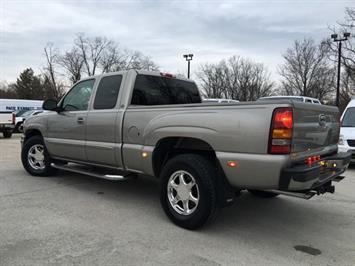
160, 72, 175, 78
305, 155, 321, 166
268, 107, 293, 154
12, 113, 16, 124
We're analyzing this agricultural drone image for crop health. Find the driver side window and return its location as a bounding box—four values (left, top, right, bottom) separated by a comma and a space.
62, 79, 95, 111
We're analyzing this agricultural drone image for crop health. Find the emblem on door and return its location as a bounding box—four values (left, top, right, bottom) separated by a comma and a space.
318, 114, 327, 128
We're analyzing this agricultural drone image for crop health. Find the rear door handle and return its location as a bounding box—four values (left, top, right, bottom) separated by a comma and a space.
77, 117, 85, 124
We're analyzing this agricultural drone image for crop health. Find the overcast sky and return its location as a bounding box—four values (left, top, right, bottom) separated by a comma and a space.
0, 0, 354, 83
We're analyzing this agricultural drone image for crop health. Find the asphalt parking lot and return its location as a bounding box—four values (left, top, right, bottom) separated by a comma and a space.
1, 134, 355, 265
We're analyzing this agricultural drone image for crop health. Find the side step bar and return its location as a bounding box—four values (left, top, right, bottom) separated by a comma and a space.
51, 163, 131, 181
269, 190, 316, 199
332, 175, 345, 182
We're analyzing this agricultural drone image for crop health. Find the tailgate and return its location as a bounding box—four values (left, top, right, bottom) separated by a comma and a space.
292, 102, 339, 154
0, 112, 13, 124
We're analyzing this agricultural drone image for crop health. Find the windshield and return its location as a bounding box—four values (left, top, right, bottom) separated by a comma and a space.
21, 110, 35, 117
16, 110, 30, 117
342, 107, 355, 127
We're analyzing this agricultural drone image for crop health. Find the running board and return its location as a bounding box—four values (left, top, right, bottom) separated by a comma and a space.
51, 163, 130, 181
269, 190, 316, 199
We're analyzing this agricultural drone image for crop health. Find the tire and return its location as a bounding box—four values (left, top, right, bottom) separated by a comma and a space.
21, 135, 55, 176
13, 123, 20, 133
248, 189, 279, 198
159, 154, 219, 230
3, 131, 12, 138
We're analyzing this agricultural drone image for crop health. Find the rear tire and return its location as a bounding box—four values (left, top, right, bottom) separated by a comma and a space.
248, 189, 279, 198
159, 154, 219, 230
3, 131, 12, 138
21, 135, 55, 176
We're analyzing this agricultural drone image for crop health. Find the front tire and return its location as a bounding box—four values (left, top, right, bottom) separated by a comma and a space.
21, 135, 55, 176
248, 189, 279, 198
159, 154, 218, 230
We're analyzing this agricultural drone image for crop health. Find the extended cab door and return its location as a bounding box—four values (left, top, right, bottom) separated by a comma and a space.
85, 74, 124, 167
45, 79, 95, 161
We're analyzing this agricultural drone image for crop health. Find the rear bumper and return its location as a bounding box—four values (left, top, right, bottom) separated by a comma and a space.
0, 124, 14, 132
279, 151, 351, 191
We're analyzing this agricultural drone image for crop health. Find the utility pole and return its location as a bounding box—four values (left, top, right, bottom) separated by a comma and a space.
331, 32, 350, 107
183, 54, 193, 79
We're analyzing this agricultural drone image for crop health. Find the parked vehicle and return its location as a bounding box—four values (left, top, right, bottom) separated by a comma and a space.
258, 96, 321, 104
338, 99, 355, 163
203, 98, 239, 103
0, 111, 15, 138
15, 110, 44, 133
0, 99, 43, 112
21, 70, 351, 229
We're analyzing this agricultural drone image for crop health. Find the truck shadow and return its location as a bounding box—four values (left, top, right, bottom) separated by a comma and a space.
205, 190, 354, 251
53, 170, 352, 239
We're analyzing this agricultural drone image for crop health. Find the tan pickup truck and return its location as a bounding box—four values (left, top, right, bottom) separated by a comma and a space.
21, 70, 351, 229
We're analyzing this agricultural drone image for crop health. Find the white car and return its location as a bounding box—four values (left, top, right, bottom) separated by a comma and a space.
338, 99, 355, 163
258, 96, 321, 104
16, 110, 44, 132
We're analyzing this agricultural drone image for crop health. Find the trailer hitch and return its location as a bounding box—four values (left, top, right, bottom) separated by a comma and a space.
313, 182, 335, 195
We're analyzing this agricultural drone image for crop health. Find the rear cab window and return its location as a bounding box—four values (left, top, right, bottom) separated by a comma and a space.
94, 75, 122, 109
131, 75, 201, 105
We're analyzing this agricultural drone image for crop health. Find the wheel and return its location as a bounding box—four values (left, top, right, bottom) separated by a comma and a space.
13, 123, 20, 133
3, 131, 12, 138
248, 189, 279, 198
21, 135, 55, 176
159, 154, 218, 230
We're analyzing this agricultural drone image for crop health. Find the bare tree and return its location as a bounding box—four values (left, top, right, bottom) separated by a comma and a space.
43, 43, 65, 100
324, 7, 355, 108
227, 56, 274, 101
100, 47, 159, 73
99, 44, 125, 73
124, 50, 159, 71
58, 47, 84, 84
333, 7, 355, 72
198, 61, 229, 99
339, 67, 355, 111
278, 38, 334, 101
198, 56, 274, 101
74, 33, 159, 76
75, 33, 113, 76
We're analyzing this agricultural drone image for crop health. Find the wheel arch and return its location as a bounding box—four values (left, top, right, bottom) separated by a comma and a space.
23, 129, 43, 143
152, 136, 217, 178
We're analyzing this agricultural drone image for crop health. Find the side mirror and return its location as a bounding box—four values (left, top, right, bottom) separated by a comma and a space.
42, 99, 58, 111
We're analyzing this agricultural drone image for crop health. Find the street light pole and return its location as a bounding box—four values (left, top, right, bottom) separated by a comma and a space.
183, 54, 193, 79
336, 41, 342, 107
331, 32, 350, 107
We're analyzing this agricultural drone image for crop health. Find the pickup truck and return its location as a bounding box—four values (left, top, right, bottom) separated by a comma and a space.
21, 70, 351, 229
0, 111, 15, 138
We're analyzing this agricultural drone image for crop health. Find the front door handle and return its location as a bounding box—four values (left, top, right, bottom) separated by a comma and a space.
77, 117, 85, 124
